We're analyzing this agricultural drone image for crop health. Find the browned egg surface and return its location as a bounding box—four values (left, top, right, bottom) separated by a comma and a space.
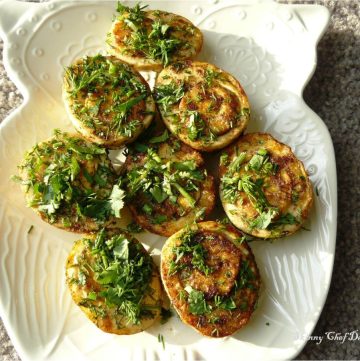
155, 61, 250, 151
219, 132, 313, 238
161, 221, 261, 337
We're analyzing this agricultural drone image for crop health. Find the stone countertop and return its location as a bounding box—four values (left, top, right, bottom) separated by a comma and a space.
0, 0, 359, 360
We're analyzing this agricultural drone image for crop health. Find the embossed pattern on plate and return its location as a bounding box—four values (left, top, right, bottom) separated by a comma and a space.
0, 1, 335, 360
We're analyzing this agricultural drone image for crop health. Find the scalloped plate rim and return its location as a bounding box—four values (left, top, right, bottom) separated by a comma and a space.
0, 1, 336, 360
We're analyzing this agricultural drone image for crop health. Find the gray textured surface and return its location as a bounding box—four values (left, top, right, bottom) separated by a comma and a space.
0, 0, 359, 360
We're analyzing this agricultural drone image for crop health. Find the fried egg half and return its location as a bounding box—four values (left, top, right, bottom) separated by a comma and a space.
16, 131, 122, 233
66, 229, 163, 335
106, 4, 203, 71
161, 221, 261, 337
63, 55, 155, 148
122, 132, 215, 236
155, 61, 250, 152
219, 133, 313, 238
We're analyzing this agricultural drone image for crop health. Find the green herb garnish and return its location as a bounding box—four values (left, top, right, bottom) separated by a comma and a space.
154, 82, 185, 113
158, 333, 165, 350
115, 2, 184, 66
16, 131, 124, 225
123, 145, 205, 221
126, 221, 144, 233
85, 229, 154, 325
185, 286, 210, 315
245, 149, 278, 174
221, 149, 287, 230
149, 130, 169, 144
236, 260, 256, 290
169, 227, 212, 276
64, 55, 148, 137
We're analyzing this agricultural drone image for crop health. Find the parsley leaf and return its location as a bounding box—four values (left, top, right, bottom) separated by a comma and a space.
185, 286, 210, 315
250, 208, 278, 230
149, 130, 169, 144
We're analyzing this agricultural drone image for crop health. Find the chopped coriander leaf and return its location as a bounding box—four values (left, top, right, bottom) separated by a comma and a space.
172, 160, 196, 171
187, 111, 205, 141
116, 4, 183, 66
185, 286, 210, 315
122, 146, 205, 221
272, 213, 299, 226
214, 295, 231, 309
228, 152, 246, 173
142, 204, 153, 215
219, 216, 231, 225
169, 228, 212, 276
126, 222, 144, 233
83, 230, 155, 326
150, 185, 168, 203
87, 291, 97, 301
250, 208, 278, 230
238, 176, 268, 212
116, 2, 147, 22
172, 182, 195, 207
236, 260, 255, 290
235, 234, 254, 243
149, 130, 169, 144
204, 68, 219, 86
239, 107, 250, 117
245, 149, 277, 175
154, 82, 185, 112
221, 149, 285, 230
152, 214, 167, 224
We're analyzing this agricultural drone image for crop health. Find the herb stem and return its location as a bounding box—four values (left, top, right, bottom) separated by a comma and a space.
173, 182, 195, 207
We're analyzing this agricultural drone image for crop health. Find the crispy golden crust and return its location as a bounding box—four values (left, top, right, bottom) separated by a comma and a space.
219, 133, 314, 238
63, 56, 155, 149
161, 221, 261, 337
106, 10, 203, 72
65, 230, 163, 335
123, 137, 215, 237
17, 132, 120, 233
155, 61, 250, 152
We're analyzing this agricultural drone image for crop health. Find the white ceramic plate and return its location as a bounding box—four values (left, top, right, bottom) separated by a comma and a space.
0, 1, 336, 360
